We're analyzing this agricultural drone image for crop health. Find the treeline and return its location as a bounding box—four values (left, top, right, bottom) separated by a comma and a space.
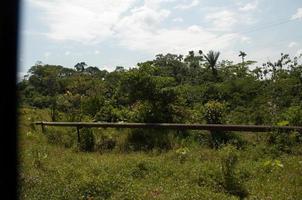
18, 51, 302, 126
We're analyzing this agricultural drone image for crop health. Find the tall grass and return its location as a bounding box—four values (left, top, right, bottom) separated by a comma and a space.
19, 108, 302, 199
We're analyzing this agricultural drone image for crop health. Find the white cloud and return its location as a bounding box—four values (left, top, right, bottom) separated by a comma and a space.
204, 5, 257, 31
205, 10, 238, 31
115, 21, 241, 55
119, 5, 170, 29
239, 1, 258, 11
288, 42, 298, 48
43, 52, 51, 58
174, 0, 199, 10
144, 0, 177, 9
220, 50, 240, 62
172, 17, 184, 22
247, 47, 281, 66
94, 50, 100, 54
240, 36, 251, 44
291, 8, 302, 20
29, 0, 137, 43
112, 2, 241, 55
28, 0, 245, 57
296, 49, 302, 56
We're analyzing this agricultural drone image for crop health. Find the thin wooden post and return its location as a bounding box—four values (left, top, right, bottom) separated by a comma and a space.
41, 122, 45, 134
77, 126, 81, 145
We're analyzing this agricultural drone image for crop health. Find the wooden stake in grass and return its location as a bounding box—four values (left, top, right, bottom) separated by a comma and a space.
77, 126, 81, 146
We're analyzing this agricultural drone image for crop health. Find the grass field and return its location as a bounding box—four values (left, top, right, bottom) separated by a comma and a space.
18, 107, 302, 199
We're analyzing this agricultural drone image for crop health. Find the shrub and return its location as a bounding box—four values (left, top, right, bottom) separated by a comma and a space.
191, 131, 212, 146
262, 159, 284, 173
243, 143, 281, 160
204, 101, 227, 148
94, 104, 125, 122
204, 101, 226, 124
282, 106, 302, 126
131, 161, 150, 178
79, 128, 95, 152
266, 106, 302, 153
219, 145, 248, 199
95, 133, 116, 152
44, 127, 76, 148
30, 145, 48, 169
267, 121, 301, 153
225, 132, 247, 149
125, 129, 172, 151
175, 147, 190, 163
78, 179, 117, 200
196, 166, 224, 191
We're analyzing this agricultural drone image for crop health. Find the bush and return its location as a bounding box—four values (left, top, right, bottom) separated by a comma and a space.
30, 145, 48, 169
204, 101, 229, 148
196, 165, 224, 191
175, 147, 190, 163
282, 106, 302, 126
79, 128, 95, 152
125, 129, 173, 151
267, 130, 302, 153
204, 101, 226, 124
208, 129, 246, 149
225, 132, 247, 149
203, 101, 248, 149
78, 179, 118, 200
44, 127, 76, 148
95, 133, 116, 152
262, 159, 284, 173
267, 121, 302, 153
131, 161, 150, 178
94, 104, 129, 122
219, 145, 248, 199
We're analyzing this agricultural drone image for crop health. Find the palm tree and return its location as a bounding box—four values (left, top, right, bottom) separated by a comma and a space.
204, 50, 220, 80
239, 51, 247, 63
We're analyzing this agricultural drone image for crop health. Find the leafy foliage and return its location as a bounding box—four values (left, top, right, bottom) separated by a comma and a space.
18, 108, 302, 200
19, 53, 302, 118
204, 101, 230, 148
17, 51, 302, 150
219, 145, 248, 199
79, 128, 95, 152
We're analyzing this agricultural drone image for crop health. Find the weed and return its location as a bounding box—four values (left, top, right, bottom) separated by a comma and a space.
125, 129, 173, 151
219, 145, 248, 199
262, 159, 284, 173
175, 147, 190, 163
30, 145, 48, 169
79, 128, 95, 152
95, 133, 116, 152
131, 161, 150, 178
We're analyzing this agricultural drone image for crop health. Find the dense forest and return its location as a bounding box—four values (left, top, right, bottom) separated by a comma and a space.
18, 50, 302, 126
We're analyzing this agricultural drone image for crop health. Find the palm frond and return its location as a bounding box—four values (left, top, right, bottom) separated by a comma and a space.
204, 50, 220, 68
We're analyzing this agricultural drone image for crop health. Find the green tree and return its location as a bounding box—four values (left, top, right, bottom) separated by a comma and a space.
238, 51, 247, 64
74, 62, 87, 72
204, 50, 220, 81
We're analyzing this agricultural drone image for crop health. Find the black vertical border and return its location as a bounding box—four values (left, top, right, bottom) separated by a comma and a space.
0, 0, 20, 199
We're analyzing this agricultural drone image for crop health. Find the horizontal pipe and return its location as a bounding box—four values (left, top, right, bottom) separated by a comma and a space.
33, 121, 302, 132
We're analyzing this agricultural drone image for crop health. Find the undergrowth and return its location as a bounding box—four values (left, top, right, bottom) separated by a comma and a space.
18, 108, 302, 200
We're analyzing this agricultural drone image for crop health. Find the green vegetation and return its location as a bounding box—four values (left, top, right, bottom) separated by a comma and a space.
19, 108, 302, 199
18, 51, 302, 199
18, 52, 302, 126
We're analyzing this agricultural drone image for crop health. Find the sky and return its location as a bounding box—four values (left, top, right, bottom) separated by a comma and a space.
18, 0, 302, 80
